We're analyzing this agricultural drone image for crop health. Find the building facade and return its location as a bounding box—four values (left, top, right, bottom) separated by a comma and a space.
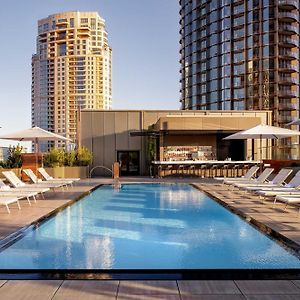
80, 109, 271, 176
32, 12, 112, 151
179, 0, 299, 128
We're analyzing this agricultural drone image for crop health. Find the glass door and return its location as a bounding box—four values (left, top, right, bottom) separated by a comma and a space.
117, 151, 140, 176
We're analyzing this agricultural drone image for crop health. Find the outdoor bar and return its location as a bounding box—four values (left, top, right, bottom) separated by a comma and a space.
80, 109, 272, 176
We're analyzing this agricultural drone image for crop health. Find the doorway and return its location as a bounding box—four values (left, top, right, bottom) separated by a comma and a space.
117, 151, 140, 176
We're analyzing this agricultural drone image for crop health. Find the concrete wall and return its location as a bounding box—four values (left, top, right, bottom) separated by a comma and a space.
81, 110, 272, 176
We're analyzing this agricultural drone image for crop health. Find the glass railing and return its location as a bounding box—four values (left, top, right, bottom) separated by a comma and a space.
278, 0, 299, 8
278, 11, 298, 21
279, 50, 298, 58
279, 77, 298, 84
279, 38, 298, 46
279, 24, 298, 33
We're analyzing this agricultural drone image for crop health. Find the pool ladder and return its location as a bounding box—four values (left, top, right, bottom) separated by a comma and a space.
89, 165, 113, 178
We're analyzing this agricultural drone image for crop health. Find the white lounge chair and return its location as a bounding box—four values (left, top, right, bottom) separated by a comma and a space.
240, 169, 293, 192
2, 171, 51, 197
256, 171, 300, 199
0, 179, 39, 205
274, 195, 300, 213
22, 169, 67, 190
230, 168, 274, 189
0, 197, 21, 213
215, 166, 259, 184
38, 167, 80, 183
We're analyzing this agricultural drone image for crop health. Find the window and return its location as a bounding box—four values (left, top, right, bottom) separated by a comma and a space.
58, 43, 67, 56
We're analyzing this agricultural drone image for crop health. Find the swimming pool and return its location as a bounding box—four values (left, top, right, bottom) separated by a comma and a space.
0, 183, 300, 270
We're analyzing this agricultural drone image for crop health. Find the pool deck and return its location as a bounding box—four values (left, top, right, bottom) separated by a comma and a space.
1, 177, 300, 298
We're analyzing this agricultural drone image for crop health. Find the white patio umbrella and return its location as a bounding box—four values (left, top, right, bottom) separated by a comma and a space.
223, 124, 300, 160
0, 126, 71, 153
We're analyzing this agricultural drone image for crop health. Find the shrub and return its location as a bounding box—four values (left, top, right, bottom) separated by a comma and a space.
5, 145, 23, 168
43, 147, 92, 167
43, 148, 65, 167
64, 150, 76, 166
75, 147, 93, 166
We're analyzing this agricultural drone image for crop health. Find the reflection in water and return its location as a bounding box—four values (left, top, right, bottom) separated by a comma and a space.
86, 236, 114, 269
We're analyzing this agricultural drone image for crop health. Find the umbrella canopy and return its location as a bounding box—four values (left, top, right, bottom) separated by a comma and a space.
0, 126, 70, 142
223, 124, 300, 140
223, 124, 300, 161
0, 126, 71, 153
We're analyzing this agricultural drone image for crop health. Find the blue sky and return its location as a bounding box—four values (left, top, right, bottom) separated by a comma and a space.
0, 0, 179, 146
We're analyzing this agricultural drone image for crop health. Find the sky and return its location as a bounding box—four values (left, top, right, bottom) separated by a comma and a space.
0, 0, 180, 147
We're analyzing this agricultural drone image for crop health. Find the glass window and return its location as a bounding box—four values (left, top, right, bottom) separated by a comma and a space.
233, 3, 244, 15
233, 52, 244, 63
234, 28, 245, 39
58, 43, 67, 56
233, 40, 244, 51
233, 15, 244, 27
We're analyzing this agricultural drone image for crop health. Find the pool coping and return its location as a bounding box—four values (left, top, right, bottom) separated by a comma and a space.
1, 181, 300, 280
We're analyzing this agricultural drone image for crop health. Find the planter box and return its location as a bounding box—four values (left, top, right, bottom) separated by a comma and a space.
44, 166, 89, 179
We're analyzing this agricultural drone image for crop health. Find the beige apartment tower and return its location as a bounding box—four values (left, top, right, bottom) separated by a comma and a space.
31, 12, 112, 151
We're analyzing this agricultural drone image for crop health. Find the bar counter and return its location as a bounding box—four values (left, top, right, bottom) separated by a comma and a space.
152, 160, 261, 178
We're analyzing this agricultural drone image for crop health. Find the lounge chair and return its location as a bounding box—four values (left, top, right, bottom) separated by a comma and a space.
230, 168, 274, 189
256, 171, 300, 199
215, 166, 259, 184
239, 169, 293, 192
0, 179, 39, 205
274, 195, 300, 212
22, 169, 68, 190
2, 171, 51, 196
0, 196, 21, 213
38, 167, 80, 183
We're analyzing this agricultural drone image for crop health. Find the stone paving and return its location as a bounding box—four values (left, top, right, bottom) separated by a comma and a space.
0, 177, 300, 299
1, 279, 300, 299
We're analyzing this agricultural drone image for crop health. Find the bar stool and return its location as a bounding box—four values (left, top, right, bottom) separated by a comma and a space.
232, 164, 240, 177
210, 164, 218, 177
157, 165, 162, 178
188, 164, 195, 176
177, 164, 184, 176
222, 164, 229, 177
226, 163, 234, 177
200, 164, 207, 178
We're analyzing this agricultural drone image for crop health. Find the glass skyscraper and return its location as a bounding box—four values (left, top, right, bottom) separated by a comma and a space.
179, 0, 299, 128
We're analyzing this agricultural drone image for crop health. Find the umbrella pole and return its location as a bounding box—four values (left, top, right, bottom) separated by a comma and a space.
35, 138, 38, 175
260, 135, 263, 173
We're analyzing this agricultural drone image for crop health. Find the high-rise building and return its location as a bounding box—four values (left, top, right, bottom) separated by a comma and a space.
32, 12, 112, 151
179, 0, 299, 128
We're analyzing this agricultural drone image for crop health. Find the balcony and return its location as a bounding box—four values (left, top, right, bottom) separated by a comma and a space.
279, 77, 298, 85
279, 24, 298, 34
278, 115, 295, 123
278, 63, 299, 72
278, 90, 298, 97
278, 102, 298, 110
278, 11, 298, 22
278, 0, 299, 9
279, 37, 298, 47
279, 50, 298, 59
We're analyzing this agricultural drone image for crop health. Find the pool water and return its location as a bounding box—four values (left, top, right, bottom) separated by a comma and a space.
0, 183, 300, 269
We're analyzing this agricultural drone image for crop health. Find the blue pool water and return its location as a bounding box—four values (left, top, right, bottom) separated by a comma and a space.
0, 183, 300, 269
